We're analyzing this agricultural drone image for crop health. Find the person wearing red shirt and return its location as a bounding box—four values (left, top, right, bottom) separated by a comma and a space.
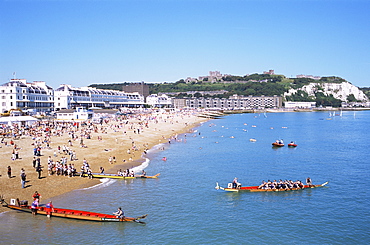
45, 201, 54, 218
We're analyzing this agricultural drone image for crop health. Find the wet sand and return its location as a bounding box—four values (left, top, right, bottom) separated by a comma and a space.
0, 110, 208, 213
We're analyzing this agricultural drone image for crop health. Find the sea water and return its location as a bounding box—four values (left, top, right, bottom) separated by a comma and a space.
1, 111, 370, 244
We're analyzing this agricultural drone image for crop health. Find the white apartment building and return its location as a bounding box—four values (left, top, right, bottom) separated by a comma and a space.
54, 84, 145, 110
284, 101, 316, 109
146, 94, 172, 108
0, 79, 54, 113
173, 95, 282, 109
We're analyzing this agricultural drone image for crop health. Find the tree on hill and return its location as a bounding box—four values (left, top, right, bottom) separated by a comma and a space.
347, 94, 359, 102
314, 92, 342, 107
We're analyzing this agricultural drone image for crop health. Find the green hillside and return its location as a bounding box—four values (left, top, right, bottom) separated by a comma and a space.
89, 74, 359, 107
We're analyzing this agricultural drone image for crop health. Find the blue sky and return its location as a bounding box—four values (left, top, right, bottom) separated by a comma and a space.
1, 0, 369, 88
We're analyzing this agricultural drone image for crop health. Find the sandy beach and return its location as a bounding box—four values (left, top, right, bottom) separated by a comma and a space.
0, 110, 208, 213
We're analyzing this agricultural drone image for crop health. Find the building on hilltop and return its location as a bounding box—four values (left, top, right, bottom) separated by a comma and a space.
54, 84, 144, 110
185, 71, 229, 83
0, 79, 54, 113
263, 70, 275, 75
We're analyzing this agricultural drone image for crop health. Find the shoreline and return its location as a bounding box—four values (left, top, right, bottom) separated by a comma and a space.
0, 110, 209, 213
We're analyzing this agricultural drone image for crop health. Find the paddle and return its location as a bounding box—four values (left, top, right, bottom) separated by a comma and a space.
133, 214, 147, 224
134, 220, 146, 224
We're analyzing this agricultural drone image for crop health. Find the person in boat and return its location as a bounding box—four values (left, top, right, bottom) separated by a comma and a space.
141, 170, 146, 177
276, 179, 283, 189
45, 201, 54, 218
232, 177, 241, 189
113, 207, 124, 219
32, 191, 41, 202
31, 199, 39, 215
298, 180, 304, 189
272, 180, 278, 189
306, 177, 313, 187
258, 180, 267, 189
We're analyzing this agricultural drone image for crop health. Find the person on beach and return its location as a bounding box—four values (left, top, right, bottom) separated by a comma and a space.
87, 169, 93, 179
31, 199, 39, 215
20, 169, 26, 188
45, 201, 54, 218
11, 149, 16, 161
113, 207, 124, 219
32, 157, 37, 168
32, 191, 41, 202
7, 166, 11, 178
15, 149, 19, 159
36, 165, 43, 179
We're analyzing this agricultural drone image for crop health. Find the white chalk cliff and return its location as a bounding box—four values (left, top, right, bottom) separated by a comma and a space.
284, 82, 368, 102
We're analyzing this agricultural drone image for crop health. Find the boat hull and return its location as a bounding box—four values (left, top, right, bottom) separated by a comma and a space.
272, 143, 284, 147
3, 203, 147, 222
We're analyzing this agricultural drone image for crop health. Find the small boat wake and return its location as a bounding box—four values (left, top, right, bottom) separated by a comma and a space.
131, 157, 150, 174
82, 178, 116, 190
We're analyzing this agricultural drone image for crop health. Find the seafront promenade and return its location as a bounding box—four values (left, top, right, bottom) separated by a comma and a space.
0, 109, 208, 213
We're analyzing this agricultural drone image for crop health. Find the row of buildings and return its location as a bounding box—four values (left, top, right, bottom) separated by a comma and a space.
0, 79, 150, 113
0, 78, 288, 114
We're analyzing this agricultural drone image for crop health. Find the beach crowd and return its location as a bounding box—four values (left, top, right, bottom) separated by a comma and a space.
0, 109, 206, 212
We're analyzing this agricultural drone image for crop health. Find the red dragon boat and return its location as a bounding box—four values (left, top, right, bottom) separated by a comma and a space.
1, 198, 147, 223
215, 181, 328, 192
